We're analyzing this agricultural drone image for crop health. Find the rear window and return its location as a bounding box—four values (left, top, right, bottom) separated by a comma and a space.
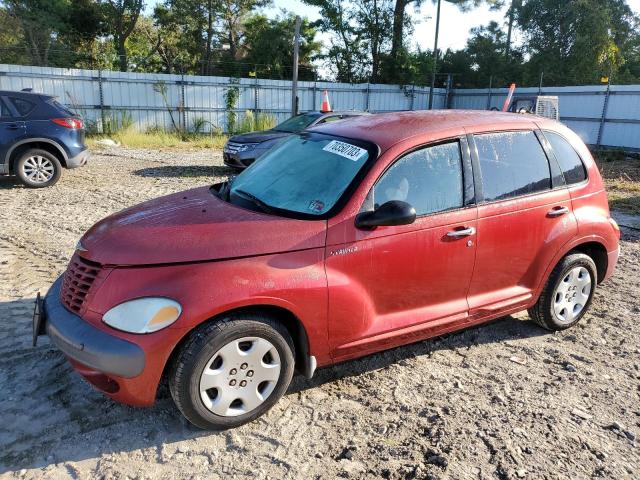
50, 100, 77, 117
475, 131, 551, 202
545, 131, 587, 184
10, 97, 36, 116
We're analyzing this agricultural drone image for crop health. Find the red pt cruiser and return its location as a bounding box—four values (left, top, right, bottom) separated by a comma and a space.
36, 111, 620, 429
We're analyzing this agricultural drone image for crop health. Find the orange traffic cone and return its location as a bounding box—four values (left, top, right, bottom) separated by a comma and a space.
320, 90, 332, 112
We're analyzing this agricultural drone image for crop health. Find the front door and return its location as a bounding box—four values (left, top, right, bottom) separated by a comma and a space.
0, 97, 26, 173
325, 139, 478, 362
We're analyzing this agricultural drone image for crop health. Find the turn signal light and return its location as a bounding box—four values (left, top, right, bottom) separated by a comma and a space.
51, 118, 83, 129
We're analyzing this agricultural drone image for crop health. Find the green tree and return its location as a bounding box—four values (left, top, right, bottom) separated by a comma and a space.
243, 13, 321, 80
102, 0, 144, 71
519, 0, 639, 85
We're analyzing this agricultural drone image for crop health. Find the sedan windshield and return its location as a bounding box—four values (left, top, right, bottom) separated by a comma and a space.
272, 113, 321, 132
229, 133, 373, 217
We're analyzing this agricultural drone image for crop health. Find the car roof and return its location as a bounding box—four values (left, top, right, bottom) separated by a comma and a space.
310, 109, 557, 150
0, 90, 52, 100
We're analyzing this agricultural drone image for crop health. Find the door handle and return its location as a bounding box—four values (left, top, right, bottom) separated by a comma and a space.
6, 123, 22, 130
547, 206, 570, 218
447, 227, 476, 238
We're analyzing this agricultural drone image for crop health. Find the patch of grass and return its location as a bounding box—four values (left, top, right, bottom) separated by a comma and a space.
593, 152, 640, 215
88, 130, 228, 150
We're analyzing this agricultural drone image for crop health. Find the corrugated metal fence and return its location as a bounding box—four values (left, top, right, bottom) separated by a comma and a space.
450, 85, 640, 150
0, 64, 447, 133
1, 64, 639, 149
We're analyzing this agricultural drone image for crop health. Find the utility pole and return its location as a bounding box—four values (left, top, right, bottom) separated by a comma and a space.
291, 15, 301, 117
428, 0, 442, 110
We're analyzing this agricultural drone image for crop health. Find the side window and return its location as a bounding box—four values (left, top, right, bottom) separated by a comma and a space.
10, 97, 36, 117
0, 99, 12, 118
317, 115, 342, 124
545, 131, 587, 184
474, 131, 551, 202
364, 142, 464, 216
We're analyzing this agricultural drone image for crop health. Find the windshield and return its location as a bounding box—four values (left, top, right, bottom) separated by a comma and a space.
273, 113, 321, 132
229, 133, 373, 217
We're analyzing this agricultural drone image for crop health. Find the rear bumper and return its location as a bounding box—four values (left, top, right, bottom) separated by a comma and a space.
44, 277, 145, 378
603, 245, 620, 283
66, 148, 90, 168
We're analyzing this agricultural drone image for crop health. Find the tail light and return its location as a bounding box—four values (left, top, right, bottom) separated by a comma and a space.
51, 118, 83, 129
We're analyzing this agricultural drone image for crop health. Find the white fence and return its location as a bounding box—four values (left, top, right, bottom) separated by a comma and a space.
0, 64, 447, 133
1, 64, 639, 150
450, 85, 640, 150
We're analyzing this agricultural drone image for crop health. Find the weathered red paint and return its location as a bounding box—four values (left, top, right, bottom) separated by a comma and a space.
59, 111, 619, 406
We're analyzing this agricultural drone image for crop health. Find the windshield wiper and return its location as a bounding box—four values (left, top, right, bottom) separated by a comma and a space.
233, 189, 274, 214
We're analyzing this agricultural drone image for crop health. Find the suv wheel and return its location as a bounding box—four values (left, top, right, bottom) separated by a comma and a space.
169, 314, 295, 430
528, 253, 597, 330
15, 149, 62, 188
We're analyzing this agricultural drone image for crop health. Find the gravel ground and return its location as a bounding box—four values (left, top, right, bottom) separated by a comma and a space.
0, 147, 639, 480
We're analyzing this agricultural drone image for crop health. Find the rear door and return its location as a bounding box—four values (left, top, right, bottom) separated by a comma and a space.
466, 129, 577, 318
0, 97, 26, 173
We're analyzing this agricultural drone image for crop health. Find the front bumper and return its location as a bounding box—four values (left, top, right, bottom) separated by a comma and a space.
66, 148, 90, 168
43, 277, 145, 378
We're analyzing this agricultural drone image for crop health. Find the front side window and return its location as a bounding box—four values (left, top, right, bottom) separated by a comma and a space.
475, 131, 551, 202
364, 142, 464, 216
0, 99, 12, 118
230, 133, 373, 216
545, 131, 587, 184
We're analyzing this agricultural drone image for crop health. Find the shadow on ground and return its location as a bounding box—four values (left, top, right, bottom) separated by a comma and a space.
0, 295, 547, 473
133, 165, 236, 178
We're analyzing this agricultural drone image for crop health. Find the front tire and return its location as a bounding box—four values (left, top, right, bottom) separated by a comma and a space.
528, 253, 597, 331
15, 149, 62, 188
169, 314, 295, 430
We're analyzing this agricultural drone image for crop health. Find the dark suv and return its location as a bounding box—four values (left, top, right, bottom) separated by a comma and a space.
0, 90, 89, 188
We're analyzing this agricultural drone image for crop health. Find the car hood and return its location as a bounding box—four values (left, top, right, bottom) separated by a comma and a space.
229, 130, 291, 144
79, 186, 326, 266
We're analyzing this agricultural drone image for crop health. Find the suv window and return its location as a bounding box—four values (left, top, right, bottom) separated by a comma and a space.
364, 141, 464, 216
10, 97, 36, 116
545, 131, 587, 184
474, 131, 551, 202
0, 99, 11, 118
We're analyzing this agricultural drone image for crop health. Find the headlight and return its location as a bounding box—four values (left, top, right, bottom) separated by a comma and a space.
103, 297, 182, 334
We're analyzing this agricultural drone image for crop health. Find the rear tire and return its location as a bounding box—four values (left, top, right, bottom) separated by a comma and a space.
169, 313, 295, 430
15, 149, 62, 188
528, 253, 597, 331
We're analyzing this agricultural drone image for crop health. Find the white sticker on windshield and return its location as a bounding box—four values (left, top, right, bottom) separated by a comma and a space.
322, 140, 367, 161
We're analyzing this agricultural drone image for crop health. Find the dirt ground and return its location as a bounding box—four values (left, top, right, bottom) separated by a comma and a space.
1, 147, 639, 480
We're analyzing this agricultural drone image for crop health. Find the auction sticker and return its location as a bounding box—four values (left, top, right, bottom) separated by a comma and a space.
322, 140, 367, 161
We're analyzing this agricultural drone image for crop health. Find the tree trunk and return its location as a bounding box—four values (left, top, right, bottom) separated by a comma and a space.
118, 37, 127, 71
203, 0, 213, 75
391, 0, 406, 60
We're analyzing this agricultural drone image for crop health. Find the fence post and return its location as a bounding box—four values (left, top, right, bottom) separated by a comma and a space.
486, 75, 493, 110
538, 71, 544, 96
597, 79, 611, 147
97, 69, 105, 134
410, 84, 415, 111
313, 74, 317, 111
180, 72, 187, 133
365, 82, 370, 112
254, 66, 258, 116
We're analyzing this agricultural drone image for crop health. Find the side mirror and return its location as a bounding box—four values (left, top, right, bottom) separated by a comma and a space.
355, 200, 417, 229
